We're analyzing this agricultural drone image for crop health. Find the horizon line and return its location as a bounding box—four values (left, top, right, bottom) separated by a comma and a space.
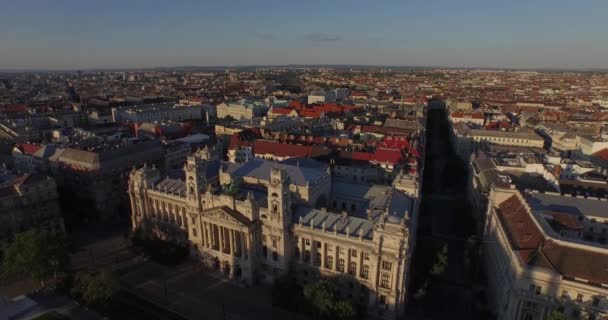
1, 64, 608, 73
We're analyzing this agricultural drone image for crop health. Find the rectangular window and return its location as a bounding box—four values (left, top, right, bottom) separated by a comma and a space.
338, 247, 345, 254
305, 238, 310, 246
363, 252, 370, 260
576, 294, 583, 302
361, 265, 369, 279
192, 228, 197, 237
535, 286, 541, 295
351, 249, 357, 258
381, 261, 392, 271
380, 274, 390, 289
316, 241, 321, 249
315, 253, 322, 266
326, 256, 333, 269
272, 239, 277, 248
304, 250, 310, 263
337, 259, 345, 272
348, 261, 356, 275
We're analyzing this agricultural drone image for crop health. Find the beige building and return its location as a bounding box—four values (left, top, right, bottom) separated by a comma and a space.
451, 122, 545, 159
216, 100, 268, 121
483, 188, 608, 320
128, 153, 419, 319
0, 168, 64, 249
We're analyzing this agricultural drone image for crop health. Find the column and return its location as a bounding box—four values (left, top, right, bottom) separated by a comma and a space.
205, 222, 211, 248
299, 238, 304, 262
356, 251, 362, 278
320, 242, 326, 269
220, 226, 225, 253
240, 231, 246, 259
202, 222, 208, 248
333, 245, 338, 272
347, 248, 352, 274
199, 220, 205, 247
247, 232, 254, 259
229, 229, 235, 256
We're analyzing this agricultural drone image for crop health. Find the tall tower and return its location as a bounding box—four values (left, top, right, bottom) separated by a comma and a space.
184, 152, 208, 211
263, 166, 292, 277
267, 166, 291, 226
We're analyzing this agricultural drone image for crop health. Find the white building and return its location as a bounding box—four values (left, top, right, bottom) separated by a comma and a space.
112, 104, 204, 123
483, 188, 608, 320
216, 99, 268, 121
308, 90, 337, 104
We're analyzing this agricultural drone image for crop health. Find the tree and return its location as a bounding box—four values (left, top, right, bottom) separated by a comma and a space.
545, 310, 567, 320
303, 281, 357, 320
430, 244, 448, 276
223, 115, 235, 122
71, 271, 119, 307
2, 229, 70, 287
332, 300, 356, 320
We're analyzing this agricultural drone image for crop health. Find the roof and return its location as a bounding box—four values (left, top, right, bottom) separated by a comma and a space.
526, 192, 608, 219
294, 207, 374, 240
593, 148, 608, 162
497, 195, 545, 264
16, 143, 42, 155
155, 178, 187, 196
331, 181, 413, 220
254, 140, 313, 158
202, 206, 253, 226
540, 240, 608, 285
497, 193, 608, 285
222, 158, 328, 187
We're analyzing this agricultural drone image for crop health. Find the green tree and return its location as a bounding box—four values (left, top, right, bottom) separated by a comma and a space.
2, 229, 70, 287
303, 281, 357, 320
71, 271, 119, 307
332, 300, 356, 320
430, 244, 448, 276
545, 310, 567, 320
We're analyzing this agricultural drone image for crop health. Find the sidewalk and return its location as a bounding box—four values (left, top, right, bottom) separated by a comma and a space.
120, 261, 308, 320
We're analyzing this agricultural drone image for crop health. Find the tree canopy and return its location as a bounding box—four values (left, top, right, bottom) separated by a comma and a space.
545, 310, 567, 320
71, 271, 120, 307
2, 229, 70, 286
303, 281, 356, 320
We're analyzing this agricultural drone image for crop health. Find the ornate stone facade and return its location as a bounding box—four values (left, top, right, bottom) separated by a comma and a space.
128, 151, 419, 319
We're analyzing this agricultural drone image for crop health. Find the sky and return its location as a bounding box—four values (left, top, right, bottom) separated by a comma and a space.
1, 0, 607, 70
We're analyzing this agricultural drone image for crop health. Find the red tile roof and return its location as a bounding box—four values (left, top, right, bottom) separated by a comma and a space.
593, 148, 608, 162
497, 195, 545, 264
1, 104, 27, 113
16, 143, 42, 155
254, 140, 313, 158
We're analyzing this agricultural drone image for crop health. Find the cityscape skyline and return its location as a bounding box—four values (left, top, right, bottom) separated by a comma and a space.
2, 0, 608, 70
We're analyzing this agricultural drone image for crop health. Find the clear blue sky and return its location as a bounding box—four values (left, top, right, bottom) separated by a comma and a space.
1, 0, 607, 70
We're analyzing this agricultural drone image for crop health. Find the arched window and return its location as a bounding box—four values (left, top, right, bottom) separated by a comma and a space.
272, 201, 279, 213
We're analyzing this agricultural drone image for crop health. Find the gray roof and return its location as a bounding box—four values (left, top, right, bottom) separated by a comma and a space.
294, 207, 374, 240
331, 181, 413, 220
222, 158, 328, 187
526, 193, 608, 219
279, 157, 329, 170
155, 178, 187, 196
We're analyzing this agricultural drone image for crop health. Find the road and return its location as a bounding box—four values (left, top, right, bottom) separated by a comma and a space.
406, 102, 488, 319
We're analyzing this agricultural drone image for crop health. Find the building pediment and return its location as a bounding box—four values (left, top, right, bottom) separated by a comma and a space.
202, 206, 253, 226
